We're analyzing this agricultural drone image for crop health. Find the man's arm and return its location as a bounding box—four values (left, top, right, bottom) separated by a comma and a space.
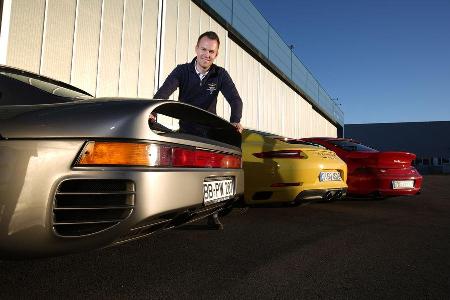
220, 70, 243, 132
154, 66, 181, 99
150, 66, 181, 122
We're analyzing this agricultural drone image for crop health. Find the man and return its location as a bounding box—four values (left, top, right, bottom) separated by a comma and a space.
154, 31, 243, 229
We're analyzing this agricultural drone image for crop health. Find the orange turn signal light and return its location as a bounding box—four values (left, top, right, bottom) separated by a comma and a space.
77, 142, 151, 166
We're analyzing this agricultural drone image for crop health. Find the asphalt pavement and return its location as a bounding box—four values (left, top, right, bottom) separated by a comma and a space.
1, 175, 449, 299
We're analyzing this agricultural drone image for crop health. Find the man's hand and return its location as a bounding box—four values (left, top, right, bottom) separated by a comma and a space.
149, 113, 157, 123
231, 122, 243, 133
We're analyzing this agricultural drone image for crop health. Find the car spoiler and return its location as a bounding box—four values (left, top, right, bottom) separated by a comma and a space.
347, 151, 416, 168
0, 99, 241, 150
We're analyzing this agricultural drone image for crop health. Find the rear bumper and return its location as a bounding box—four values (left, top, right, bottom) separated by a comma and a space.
245, 186, 347, 205
0, 140, 244, 258
347, 172, 423, 196
296, 188, 347, 202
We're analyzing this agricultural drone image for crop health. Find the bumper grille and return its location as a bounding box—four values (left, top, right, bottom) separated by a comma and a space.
53, 179, 135, 237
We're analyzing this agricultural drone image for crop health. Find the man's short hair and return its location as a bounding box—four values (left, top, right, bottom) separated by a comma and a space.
197, 31, 220, 48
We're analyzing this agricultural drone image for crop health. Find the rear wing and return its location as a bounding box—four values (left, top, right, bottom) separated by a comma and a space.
151, 101, 241, 148
0, 99, 241, 150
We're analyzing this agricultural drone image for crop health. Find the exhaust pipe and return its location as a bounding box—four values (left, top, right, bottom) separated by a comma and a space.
323, 191, 333, 202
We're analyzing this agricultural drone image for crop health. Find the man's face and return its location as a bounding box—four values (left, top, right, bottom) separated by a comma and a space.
195, 37, 219, 70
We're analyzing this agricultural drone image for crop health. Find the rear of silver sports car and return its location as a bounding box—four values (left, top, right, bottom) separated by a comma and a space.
0, 100, 243, 258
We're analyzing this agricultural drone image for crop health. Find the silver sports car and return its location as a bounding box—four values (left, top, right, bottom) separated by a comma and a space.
0, 65, 244, 258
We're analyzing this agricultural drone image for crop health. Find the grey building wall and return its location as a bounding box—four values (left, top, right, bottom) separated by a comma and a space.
0, 0, 159, 98
0, 0, 338, 138
345, 121, 450, 173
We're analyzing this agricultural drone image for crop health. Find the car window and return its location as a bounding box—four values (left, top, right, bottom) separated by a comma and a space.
329, 140, 377, 152
1, 71, 91, 100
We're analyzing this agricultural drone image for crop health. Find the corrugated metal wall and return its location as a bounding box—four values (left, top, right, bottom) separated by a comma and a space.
1, 0, 158, 98
0, 0, 337, 138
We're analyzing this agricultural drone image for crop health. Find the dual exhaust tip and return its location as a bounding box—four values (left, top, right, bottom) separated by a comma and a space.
323, 190, 345, 202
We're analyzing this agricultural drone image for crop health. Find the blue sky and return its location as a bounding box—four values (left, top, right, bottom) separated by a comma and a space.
250, 0, 450, 124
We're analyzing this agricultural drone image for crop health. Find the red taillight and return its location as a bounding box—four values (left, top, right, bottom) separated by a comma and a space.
76, 142, 241, 169
172, 148, 241, 168
253, 150, 307, 159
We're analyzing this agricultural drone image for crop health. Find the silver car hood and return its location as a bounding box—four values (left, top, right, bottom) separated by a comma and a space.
0, 99, 241, 153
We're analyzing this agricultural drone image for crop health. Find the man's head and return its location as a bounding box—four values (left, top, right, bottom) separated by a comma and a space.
195, 31, 220, 72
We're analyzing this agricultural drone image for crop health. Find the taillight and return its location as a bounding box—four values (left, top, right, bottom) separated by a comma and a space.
75, 141, 241, 168
253, 150, 307, 159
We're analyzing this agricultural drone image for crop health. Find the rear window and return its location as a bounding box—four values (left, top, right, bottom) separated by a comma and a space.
0, 66, 92, 105
2, 72, 91, 99
329, 140, 377, 152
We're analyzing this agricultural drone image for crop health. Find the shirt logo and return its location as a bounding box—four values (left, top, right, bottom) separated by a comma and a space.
206, 83, 217, 94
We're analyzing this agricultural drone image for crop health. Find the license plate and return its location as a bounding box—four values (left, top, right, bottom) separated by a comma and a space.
392, 180, 414, 189
203, 178, 235, 205
319, 171, 342, 182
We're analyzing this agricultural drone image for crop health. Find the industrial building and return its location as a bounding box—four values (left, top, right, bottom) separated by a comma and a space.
0, 0, 343, 137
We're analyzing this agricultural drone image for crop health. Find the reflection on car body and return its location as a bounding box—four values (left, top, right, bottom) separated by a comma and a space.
0, 65, 244, 258
242, 130, 347, 205
302, 137, 423, 197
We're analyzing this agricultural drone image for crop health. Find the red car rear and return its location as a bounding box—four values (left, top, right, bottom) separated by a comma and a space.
301, 138, 423, 197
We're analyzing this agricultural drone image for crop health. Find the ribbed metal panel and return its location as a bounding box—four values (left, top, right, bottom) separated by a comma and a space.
188, 0, 200, 59
176, 0, 190, 66
138, 0, 159, 98
199, 5, 209, 33
96, 0, 124, 97
71, 0, 102, 95
40, 0, 76, 82
6, 0, 45, 73
118, 0, 143, 97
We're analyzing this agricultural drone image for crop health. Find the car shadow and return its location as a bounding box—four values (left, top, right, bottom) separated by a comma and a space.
341, 196, 392, 202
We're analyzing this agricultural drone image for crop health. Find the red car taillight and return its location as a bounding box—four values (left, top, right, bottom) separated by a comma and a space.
253, 150, 307, 159
75, 141, 241, 168
172, 147, 241, 168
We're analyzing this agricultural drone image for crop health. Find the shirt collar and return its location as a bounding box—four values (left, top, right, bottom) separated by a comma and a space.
194, 59, 209, 79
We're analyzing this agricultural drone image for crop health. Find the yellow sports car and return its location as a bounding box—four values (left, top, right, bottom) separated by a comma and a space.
242, 130, 348, 205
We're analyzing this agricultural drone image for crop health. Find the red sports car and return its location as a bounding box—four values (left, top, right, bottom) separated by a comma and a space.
301, 138, 423, 197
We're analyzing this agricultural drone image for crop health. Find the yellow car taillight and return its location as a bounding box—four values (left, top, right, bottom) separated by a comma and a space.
253, 150, 307, 159
75, 141, 241, 168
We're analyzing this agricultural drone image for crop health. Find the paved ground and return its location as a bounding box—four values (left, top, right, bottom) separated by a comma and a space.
1, 175, 449, 299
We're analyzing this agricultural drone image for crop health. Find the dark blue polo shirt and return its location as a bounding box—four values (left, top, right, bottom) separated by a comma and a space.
154, 58, 243, 123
